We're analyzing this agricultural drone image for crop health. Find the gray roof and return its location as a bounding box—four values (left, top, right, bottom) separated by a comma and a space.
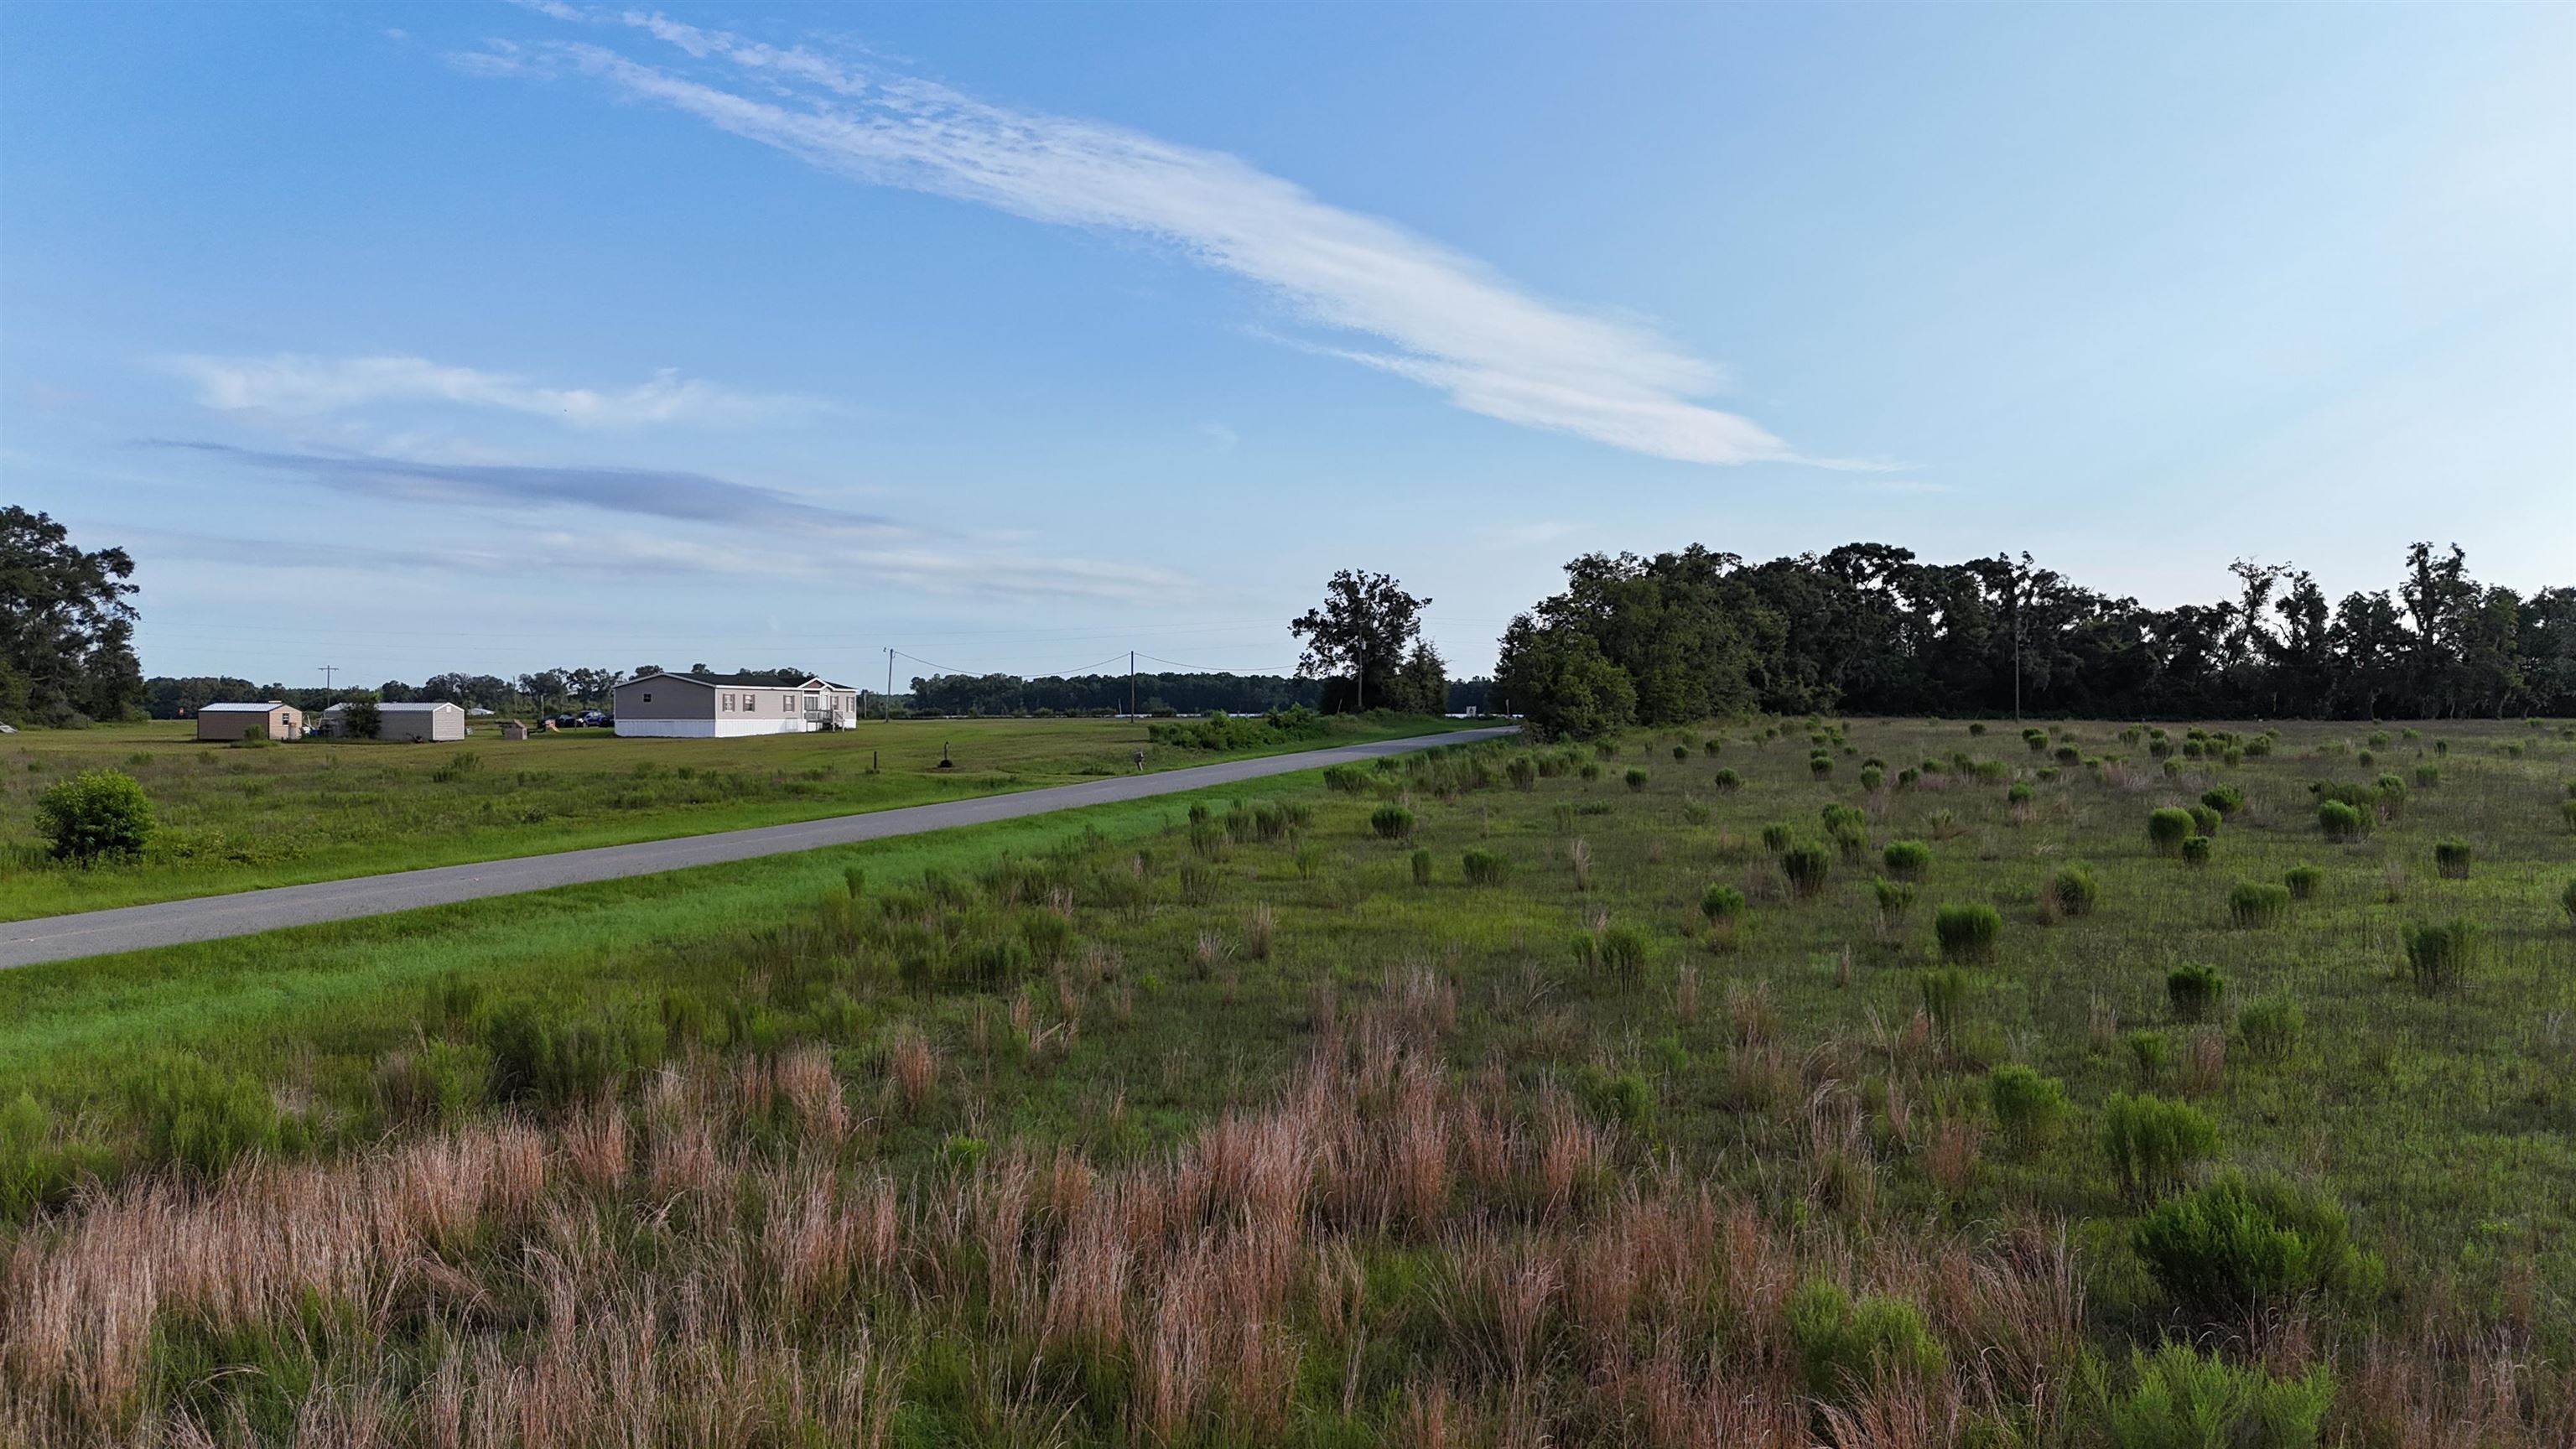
324, 700, 462, 713
200, 702, 289, 713
631, 671, 854, 691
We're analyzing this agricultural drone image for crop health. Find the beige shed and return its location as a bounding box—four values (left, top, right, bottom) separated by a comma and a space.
195, 702, 304, 742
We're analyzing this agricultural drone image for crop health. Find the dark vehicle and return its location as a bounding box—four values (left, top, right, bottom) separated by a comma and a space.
553, 713, 583, 728
579, 710, 609, 727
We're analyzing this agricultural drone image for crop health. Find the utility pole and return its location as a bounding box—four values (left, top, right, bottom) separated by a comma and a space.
884, 647, 895, 720
320, 665, 337, 706
1129, 651, 1136, 718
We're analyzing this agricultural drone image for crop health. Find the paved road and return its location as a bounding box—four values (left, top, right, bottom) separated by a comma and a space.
0, 727, 1517, 969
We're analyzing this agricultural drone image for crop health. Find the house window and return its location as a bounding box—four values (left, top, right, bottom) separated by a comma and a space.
641, 693, 652, 703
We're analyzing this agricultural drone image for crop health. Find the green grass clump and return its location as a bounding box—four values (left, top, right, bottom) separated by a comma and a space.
2179, 834, 2212, 868
1919, 966, 1970, 1038
2166, 963, 2225, 1021
2201, 783, 2246, 819
2098, 1340, 2334, 1449
2132, 1171, 2380, 1317
1456, 848, 1504, 887
2188, 803, 2222, 838
2051, 864, 2100, 917
1410, 848, 1435, 886
1759, 820, 1794, 853
2432, 837, 2472, 879
2317, 799, 2368, 841
1711, 767, 1742, 792
2102, 1092, 2218, 1202
1808, 752, 1833, 779
1700, 882, 1747, 923
1933, 902, 2001, 963
1786, 1278, 1947, 1402
1870, 875, 1916, 922
1988, 1063, 2070, 1156
2562, 878, 2576, 926
1623, 766, 1649, 792
34, 768, 154, 864
2283, 864, 2324, 901
1368, 803, 1415, 841
2147, 808, 2194, 855
2227, 880, 2290, 927
1882, 839, 1931, 880
2402, 917, 2480, 994
2237, 995, 2303, 1063
1780, 844, 1832, 897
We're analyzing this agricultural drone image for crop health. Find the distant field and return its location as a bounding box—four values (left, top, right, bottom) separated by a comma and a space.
1, 715, 2570, 1443
0, 713, 1467, 918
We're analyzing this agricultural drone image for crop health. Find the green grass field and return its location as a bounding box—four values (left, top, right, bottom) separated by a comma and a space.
2, 716, 2570, 1446
0, 713, 1466, 919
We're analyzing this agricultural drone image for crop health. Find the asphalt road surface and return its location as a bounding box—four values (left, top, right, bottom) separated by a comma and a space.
0, 726, 1518, 969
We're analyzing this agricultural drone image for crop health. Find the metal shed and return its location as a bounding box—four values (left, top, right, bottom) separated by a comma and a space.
195, 702, 304, 742
322, 701, 469, 742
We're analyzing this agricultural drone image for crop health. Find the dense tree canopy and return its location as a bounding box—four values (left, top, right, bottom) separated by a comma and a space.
1291, 570, 1445, 714
1, 507, 145, 727
1498, 541, 2573, 737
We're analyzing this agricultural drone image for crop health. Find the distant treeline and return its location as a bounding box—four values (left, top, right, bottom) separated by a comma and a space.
1496, 541, 2574, 739
907, 672, 1493, 717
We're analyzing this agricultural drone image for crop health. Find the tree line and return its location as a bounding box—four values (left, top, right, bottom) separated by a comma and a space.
1495, 541, 2574, 739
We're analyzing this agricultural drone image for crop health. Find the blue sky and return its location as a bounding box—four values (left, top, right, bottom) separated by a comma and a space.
4, 3, 2570, 688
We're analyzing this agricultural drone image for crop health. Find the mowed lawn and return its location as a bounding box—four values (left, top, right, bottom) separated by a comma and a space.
0, 714, 1466, 919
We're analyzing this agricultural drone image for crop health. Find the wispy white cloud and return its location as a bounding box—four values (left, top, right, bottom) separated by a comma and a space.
462, 14, 1820, 467
168, 352, 822, 428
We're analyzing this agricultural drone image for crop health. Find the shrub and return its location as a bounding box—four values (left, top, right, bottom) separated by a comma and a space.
1623, 766, 1649, 792
1410, 848, 1434, 886
1322, 764, 1369, 793
1822, 804, 1870, 860
341, 699, 382, 739
2166, 963, 2224, 1021
1934, 903, 2001, 963
1598, 923, 1650, 978
1809, 753, 1833, 779
34, 768, 154, 863
1711, 767, 1742, 792
2283, 865, 2324, 901
2227, 881, 2289, 927
2099, 1340, 2334, 1449
2432, 837, 2472, 879
2179, 834, 2212, 868
1919, 966, 1969, 1039
2187, 803, 2222, 838
2562, 877, 2576, 926
1988, 1064, 2070, 1156
1670, 744, 1689, 762
2101, 1092, 2217, 1202
1505, 755, 1538, 791
2007, 781, 2034, 806
1369, 804, 1415, 841
2126, 1030, 2171, 1085
1871, 875, 1917, 922
2052, 864, 2100, 917
2317, 799, 2368, 841
1701, 883, 1747, 923
2563, 797, 2576, 832
2237, 995, 2303, 1063
1859, 765, 1883, 792
2413, 763, 2440, 787
1781, 844, 1832, 897
1786, 1279, 1948, 1402
2402, 917, 2479, 993
2147, 808, 2194, 855
1883, 839, 1932, 880
2133, 1172, 2379, 1317
1461, 848, 1508, 886
2024, 728, 2049, 753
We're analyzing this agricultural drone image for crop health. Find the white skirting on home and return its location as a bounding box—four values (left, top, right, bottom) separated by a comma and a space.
614, 717, 817, 739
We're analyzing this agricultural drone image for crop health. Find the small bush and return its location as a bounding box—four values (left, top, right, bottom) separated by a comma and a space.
1623, 766, 1649, 792
1701, 883, 1747, 923
2148, 808, 2194, 856
1410, 848, 1434, 886
1670, 744, 1688, 762
2101, 1092, 2218, 1202
2007, 781, 2035, 806
121, 1055, 283, 1178
1809, 753, 1834, 779
1882, 839, 1932, 880
1711, 767, 1742, 792
2133, 1172, 2379, 1317
1760, 820, 1795, 853
2099, 1340, 2334, 1449
1919, 966, 1969, 1039
1859, 765, 1884, 792
1504, 755, 1538, 791
2237, 995, 2303, 1063
1781, 844, 1832, 897
2561, 877, 2576, 926
2199, 785, 2242, 818
2227, 881, 2289, 927
2283, 865, 2324, 901
2402, 917, 2479, 993
2179, 834, 2212, 867
2052, 864, 2100, 917
2167, 963, 2225, 1021
2432, 837, 2472, 879
1934, 903, 2001, 963
1988, 1064, 2069, 1156
2317, 799, 2368, 840
2413, 763, 2440, 787
1369, 804, 1415, 841
2187, 803, 2222, 838
1786, 1279, 1948, 1402
1871, 875, 1917, 922
1598, 923, 1650, 978
1462, 848, 1508, 886
34, 768, 154, 863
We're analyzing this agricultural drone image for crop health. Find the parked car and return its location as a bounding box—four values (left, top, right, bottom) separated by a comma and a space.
579, 710, 609, 727
552, 713, 583, 728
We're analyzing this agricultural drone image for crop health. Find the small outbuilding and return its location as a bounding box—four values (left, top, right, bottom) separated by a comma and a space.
499, 719, 530, 741
321, 700, 469, 742
196, 702, 304, 742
